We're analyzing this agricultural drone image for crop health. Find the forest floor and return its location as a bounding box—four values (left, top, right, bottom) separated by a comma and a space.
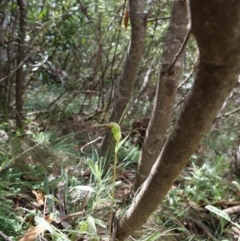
0, 117, 240, 241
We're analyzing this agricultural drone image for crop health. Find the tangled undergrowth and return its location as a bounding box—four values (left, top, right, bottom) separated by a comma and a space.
0, 118, 240, 241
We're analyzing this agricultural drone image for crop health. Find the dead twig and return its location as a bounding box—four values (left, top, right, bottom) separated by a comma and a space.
215, 107, 240, 120
0, 231, 13, 241
55, 211, 85, 224
80, 136, 103, 153
147, 17, 170, 22
167, 30, 191, 74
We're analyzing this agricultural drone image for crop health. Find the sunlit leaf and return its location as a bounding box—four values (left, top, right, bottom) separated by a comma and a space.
94, 218, 106, 228
205, 205, 230, 221
79, 221, 88, 232
72, 185, 95, 193
232, 181, 240, 191
87, 215, 97, 235
35, 216, 54, 234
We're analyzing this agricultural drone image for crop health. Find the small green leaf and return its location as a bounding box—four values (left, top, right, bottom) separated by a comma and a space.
117, 132, 130, 150
145, 231, 161, 241
79, 221, 88, 232
232, 181, 240, 191
87, 216, 97, 235
94, 218, 106, 228
205, 205, 231, 221
0, 157, 15, 172
86, 158, 102, 183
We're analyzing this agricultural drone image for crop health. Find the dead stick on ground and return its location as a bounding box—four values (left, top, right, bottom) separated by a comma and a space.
0, 231, 13, 241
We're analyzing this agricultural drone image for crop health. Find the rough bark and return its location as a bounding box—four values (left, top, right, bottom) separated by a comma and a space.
134, 0, 189, 190
16, 0, 27, 128
116, 1, 240, 240
0, 2, 6, 104
102, 0, 147, 154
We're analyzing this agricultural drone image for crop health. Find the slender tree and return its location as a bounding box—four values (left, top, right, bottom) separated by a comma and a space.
102, 0, 147, 156
16, 0, 27, 128
135, 0, 189, 190
115, 1, 240, 240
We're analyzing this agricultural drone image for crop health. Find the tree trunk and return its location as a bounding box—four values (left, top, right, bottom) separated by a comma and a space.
116, 1, 240, 240
135, 0, 189, 190
102, 0, 147, 156
16, 0, 27, 128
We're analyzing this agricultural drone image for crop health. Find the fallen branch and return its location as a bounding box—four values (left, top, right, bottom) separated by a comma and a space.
0, 231, 13, 241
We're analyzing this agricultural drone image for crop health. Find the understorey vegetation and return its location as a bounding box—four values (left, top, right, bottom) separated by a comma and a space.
0, 0, 240, 241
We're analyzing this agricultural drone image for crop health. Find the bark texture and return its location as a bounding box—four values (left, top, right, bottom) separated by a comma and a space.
102, 0, 147, 154
16, 0, 27, 128
135, 0, 188, 190
116, 1, 240, 240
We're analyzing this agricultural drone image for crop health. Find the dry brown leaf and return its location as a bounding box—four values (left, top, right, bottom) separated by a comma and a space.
223, 205, 240, 215
18, 225, 45, 241
18, 214, 53, 241
45, 214, 54, 223
32, 190, 45, 206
